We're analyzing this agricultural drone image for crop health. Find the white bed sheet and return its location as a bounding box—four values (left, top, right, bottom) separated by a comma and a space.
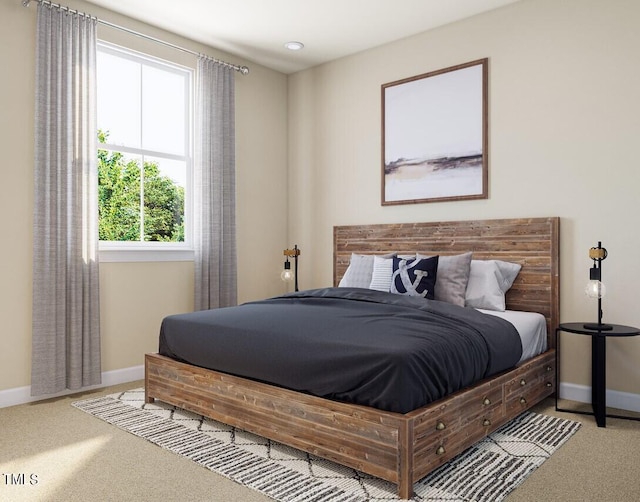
477, 309, 547, 363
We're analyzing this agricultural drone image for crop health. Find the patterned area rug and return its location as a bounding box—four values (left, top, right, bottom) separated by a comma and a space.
73, 389, 581, 502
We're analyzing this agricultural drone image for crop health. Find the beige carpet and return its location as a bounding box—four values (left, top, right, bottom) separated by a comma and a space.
1, 382, 639, 502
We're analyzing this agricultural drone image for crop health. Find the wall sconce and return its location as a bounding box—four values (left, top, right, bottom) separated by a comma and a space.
282, 245, 300, 292
583, 241, 612, 331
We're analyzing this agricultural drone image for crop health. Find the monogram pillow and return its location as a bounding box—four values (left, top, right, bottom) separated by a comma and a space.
391, 256, 439, 299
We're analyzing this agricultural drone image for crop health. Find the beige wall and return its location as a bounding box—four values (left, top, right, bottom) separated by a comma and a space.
2, 0, 639, 408
0, 0, 288, 393
288, 0, 640, 400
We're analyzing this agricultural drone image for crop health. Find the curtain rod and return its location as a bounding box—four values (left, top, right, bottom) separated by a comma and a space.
22, 0, 250, 75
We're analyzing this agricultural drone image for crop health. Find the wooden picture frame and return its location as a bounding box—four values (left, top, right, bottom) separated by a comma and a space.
382, 58, 488, 205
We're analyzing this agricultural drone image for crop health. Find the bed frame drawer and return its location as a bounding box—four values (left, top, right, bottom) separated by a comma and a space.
414, 384, 503, 436
504, 351, 555, 413
412, 374, 505, 475
411, 350, 556, 478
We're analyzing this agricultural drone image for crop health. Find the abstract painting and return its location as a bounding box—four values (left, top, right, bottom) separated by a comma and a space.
382, 59, 488, 205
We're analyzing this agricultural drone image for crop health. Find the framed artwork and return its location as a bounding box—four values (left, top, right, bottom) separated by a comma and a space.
381, 58, 488, 205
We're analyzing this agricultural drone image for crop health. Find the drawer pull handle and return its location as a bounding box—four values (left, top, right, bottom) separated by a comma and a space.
436, 421, 446, 431
520, 379, 526, 386
436, 446, 445, 455
483, 397, 491, 406
546, 382, 553, 388
483, 418, 491, 427
546, 366, 552, 372
520, 397, 527, 404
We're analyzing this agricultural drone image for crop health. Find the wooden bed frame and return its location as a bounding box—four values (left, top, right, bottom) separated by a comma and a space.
145, 217, 559, 499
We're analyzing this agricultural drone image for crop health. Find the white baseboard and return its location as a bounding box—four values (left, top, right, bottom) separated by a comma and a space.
559, 382, 640, 413
4, 370, 639, 414
0, 365, 144, 409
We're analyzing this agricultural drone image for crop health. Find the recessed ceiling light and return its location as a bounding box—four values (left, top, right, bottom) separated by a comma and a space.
284, 41, 304, 51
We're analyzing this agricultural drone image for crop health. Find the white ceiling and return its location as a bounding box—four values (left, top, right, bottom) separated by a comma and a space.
85, 0, 521, 74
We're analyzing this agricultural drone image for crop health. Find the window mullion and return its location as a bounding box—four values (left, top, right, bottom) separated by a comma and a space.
139, 63, 144, 243
140, 155, 145, 242
99, 143, 187, 162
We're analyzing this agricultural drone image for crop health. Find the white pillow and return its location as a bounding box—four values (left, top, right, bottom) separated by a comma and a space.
338, 253, 375, 288
464, 259, 521, 311
339, 252, 397, 289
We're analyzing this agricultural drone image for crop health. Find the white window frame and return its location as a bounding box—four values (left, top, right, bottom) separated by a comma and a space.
97, 42, 194, 263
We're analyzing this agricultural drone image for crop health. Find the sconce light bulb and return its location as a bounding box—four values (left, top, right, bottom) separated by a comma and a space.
281, 268, 294, 282
585, 280, 606, 299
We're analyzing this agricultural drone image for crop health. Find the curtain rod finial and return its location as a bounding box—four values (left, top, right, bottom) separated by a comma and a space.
239, 66, 249, 75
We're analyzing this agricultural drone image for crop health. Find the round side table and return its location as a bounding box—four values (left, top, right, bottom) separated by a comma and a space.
555, 322, 640, 428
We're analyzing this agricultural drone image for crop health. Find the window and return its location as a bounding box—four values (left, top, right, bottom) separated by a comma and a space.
97, 42, 192, 261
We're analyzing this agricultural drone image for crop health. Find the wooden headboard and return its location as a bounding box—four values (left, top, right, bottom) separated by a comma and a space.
334, 217, 560, 347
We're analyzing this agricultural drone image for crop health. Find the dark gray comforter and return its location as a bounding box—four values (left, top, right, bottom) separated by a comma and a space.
159, 287, 522, 413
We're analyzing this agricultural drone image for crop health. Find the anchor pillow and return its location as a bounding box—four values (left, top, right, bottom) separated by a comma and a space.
391, 256, 439, 299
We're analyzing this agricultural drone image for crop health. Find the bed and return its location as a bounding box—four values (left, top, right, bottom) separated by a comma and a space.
145, 217, 559, 499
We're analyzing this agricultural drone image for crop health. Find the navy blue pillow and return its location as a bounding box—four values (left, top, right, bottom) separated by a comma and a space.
391, 256, 439, 299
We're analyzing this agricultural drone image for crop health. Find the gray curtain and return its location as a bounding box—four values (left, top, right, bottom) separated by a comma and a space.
31, 4, 101, 396
194, 58, 237, 310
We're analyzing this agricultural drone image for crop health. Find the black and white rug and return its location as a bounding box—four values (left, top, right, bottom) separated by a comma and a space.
73, 389, 581, 502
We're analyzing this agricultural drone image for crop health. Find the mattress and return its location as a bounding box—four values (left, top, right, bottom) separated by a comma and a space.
478, 309, 547, 362
159, 287, 523, 413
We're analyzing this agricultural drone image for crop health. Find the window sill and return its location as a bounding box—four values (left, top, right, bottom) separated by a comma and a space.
99, 246, 194, 263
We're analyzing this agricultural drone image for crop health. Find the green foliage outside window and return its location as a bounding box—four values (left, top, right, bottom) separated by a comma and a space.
98, 130, 185, 242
